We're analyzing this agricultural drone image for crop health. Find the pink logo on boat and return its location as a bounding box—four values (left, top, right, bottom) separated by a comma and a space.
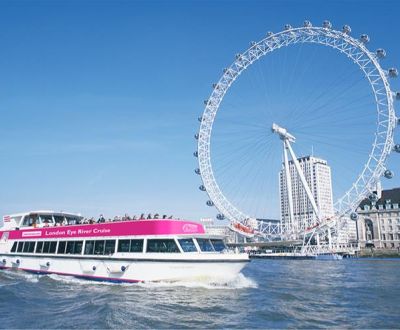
22, 231, 42, 238
182, 224, 199, 233
7, 220, 205, 240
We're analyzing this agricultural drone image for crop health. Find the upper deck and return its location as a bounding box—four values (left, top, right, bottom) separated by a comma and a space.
4, 219, 205, 240
1, 211, 206, 240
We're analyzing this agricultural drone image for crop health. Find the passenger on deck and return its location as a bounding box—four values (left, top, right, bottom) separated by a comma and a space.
147, 213, 152, 219
139, 213, 145, 220
154, 213, 159, 219
162, 215, 167, 219
97, 214, 105, 223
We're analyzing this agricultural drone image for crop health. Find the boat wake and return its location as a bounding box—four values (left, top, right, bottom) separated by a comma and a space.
45, 273, 132, 287
1, 269, 257, 289
1, 269, 40, 283
137, 273, 258, 290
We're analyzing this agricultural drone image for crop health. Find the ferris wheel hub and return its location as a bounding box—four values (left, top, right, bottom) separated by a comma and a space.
271, 123, 296, 142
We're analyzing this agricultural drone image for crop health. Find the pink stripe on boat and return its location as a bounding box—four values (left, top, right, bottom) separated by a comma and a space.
7, 220, 205, 240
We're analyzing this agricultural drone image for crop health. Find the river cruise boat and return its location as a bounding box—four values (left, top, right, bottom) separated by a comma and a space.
0, 211, 249, 283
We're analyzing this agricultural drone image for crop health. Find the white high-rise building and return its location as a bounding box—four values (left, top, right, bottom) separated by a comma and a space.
279, 156, 334, 232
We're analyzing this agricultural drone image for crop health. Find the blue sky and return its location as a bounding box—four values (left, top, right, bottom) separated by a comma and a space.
0, 0, 399, 221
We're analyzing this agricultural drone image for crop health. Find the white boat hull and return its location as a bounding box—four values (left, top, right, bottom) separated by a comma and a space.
0, 255, 248, 283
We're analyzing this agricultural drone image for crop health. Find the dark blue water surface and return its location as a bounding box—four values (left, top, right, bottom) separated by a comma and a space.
1, 259, 399, 329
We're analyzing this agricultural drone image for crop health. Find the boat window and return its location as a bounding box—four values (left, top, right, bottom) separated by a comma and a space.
22, 217, 29, 227
146, 239, 180, 253
36, 241, 44, 253
66, 241, 74, 254
66, 217, 80, 225
49, 242, 57, 254
196, 238, 215, 252
21, 215, 38, 227
130, 239, 143, 253
39, 214, 54, 225
104, 240, 115, 255
74, 241, 83, 254
11, 241, 17, 253
57, 241, 66, 254
27, 241, 35, 253
178, 238, 197, 252
117, 239, 143, 253
54, 216, 65, 225
17, 241, 24, 252
43, 241, 50, 253
118, 239, 130, 253
65, 241, 83, 254
210, 239, 226, 252
84, 240, 95, 255
12, 216, 23, 226
94, 240, 105, 255
23, 241, 30, 253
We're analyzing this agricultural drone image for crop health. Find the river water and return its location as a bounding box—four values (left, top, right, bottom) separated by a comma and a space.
0, 259, 399, 329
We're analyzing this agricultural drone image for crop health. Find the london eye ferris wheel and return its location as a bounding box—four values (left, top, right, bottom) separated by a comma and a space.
194, 20, 399, 238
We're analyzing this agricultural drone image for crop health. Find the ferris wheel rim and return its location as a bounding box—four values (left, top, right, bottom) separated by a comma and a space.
196, 23, 396, 227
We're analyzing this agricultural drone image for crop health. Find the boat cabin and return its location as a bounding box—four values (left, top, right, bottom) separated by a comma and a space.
2, 211, 83, 230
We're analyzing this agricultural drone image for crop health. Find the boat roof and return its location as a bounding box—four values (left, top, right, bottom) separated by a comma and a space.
7, 210, 82, 218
